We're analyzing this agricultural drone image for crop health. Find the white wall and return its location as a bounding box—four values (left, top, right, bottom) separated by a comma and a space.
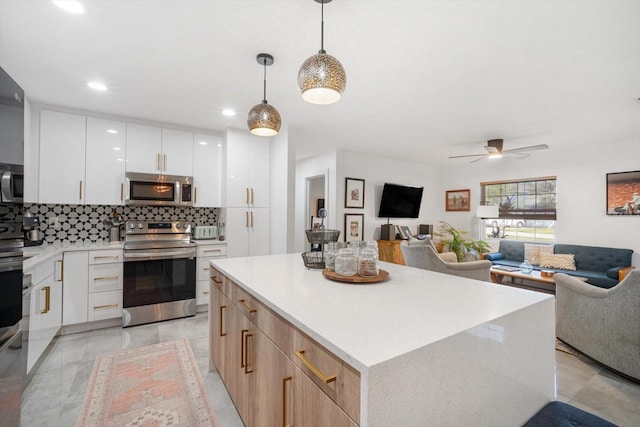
337, 151, 442, 241
441, 138, 640, 266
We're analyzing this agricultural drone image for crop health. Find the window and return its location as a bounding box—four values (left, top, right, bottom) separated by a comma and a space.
480, 176, 556, 242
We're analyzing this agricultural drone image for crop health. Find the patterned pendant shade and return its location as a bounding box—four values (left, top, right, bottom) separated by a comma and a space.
247, 101, 281, 137
298, 0, 346, 105
247, 53, 281, 137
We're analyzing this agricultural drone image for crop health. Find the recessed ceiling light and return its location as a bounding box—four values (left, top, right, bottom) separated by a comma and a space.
217, 143, 222, 147
113, 147, 121, 151
199, 141, 208, 146
106, 129, 118, 134
52, 0, 85, 15
88, 81, 107, 91
222, 108, 236, 117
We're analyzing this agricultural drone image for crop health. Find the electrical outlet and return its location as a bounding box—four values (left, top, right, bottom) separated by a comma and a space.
48, 216, 61, 230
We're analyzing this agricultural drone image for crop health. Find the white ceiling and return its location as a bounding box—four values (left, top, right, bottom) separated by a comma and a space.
1, 0, 639, 165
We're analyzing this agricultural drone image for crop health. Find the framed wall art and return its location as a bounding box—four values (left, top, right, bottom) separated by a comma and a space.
345, 178, 365, 208
344, 213, 364, 242
445, 189, 470, 212
606, 170, 640, 215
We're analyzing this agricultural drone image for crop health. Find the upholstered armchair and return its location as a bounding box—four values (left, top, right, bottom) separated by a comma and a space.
400, 242, 492, 282
555, 270, 640, 381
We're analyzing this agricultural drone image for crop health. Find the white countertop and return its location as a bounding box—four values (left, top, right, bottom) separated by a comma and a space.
23, 241, 124, 271
211, 253, 553, 372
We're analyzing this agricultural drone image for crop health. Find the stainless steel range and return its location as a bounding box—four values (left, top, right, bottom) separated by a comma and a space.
122, 220, 196, 327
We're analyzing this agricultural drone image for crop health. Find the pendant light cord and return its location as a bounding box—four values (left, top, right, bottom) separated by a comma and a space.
262, 58, 267, 103
320, 0, 325, 54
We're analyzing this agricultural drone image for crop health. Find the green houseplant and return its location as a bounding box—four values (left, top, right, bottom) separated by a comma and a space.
434, 221, 492, 262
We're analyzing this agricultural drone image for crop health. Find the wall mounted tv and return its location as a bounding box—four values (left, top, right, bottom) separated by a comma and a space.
378, 183, 424, 218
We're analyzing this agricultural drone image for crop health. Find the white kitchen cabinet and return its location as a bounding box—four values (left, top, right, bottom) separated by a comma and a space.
193, 133, 223, 207
125, 124, 193, 176
224, 129, 270, 208
38, 110, 86, 204
195, 243, 226, 307
125, 123, 162, 174
226, 207, 269, 258
87, 248, 123, 322
27, 254, 63, 374
161, 128, 193, 176
85, 117, 126, 205
62, 251, 89, 326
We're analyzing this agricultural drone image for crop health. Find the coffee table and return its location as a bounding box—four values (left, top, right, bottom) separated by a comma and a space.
490, 267, 587, 286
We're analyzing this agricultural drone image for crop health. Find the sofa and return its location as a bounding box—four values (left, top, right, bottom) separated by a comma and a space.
484, 240, 634, 288
401, 242, 492, 282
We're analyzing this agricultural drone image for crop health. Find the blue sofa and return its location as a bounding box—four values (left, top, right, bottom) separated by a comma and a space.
485, 240, 634, 288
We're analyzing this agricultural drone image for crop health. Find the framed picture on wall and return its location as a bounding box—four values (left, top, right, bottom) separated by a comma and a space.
344, 213, 364, 242
445, 189, 470, 212
345, 178, 365, 208
606, 170, 640, 215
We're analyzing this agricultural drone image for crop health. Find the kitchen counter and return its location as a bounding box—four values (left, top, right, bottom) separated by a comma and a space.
23, 241, 124, 271
210, 253, 556, 426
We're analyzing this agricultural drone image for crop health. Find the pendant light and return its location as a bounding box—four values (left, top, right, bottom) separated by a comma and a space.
247, 53, 281, 137
298, 0, 346, 105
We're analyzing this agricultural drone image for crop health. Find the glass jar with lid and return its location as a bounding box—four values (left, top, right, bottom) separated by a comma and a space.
324, 242, 338, 271
359, 244, 379, 277
335, 248, 357, 276
519, 259, 533, 274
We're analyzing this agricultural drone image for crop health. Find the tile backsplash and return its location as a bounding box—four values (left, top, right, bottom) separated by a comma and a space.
25, 204, 220, 245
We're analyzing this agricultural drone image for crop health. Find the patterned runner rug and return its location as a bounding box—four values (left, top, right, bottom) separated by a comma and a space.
77, 338, 219, 427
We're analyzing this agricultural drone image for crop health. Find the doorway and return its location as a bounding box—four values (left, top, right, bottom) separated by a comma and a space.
305, 174, 326, 250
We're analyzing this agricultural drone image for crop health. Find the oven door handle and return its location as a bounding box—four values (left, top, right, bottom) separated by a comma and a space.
1, 171, 14, 202
124, 248, 196, 261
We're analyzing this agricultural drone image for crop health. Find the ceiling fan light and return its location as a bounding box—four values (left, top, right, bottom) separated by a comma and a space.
488, 152, 503, 159
247, 101, 281, 137
298, 52, 346, 105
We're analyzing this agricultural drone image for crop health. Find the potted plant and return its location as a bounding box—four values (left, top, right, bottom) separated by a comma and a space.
433, 221, 491, 262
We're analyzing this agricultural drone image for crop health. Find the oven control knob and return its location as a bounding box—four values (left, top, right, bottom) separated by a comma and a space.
138, 223, 144, 229
129, 223, 135, 229
176, 221, 185, 230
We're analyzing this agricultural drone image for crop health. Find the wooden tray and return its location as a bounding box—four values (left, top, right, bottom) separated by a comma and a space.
322, 269, 389, 284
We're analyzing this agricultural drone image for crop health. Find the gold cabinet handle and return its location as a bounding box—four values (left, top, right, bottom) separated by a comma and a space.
79, 180, 83, 200
211, 276, 223, 284
163, 154, 167, 171
219, 305, 227, 337
194, 187, 198, 204
41, 286, 51, 314
294, 350, 336, 384
250, 211, 254, 227
250, 188, 254, 205
120, 183, 124, 201
56, 259, 64, 282
93, 275, 119, 281
246, 187, 250, 204
238, 299, 257, 314
244, 331, 253, 374
282, 376, 292, 427
203, 290, 209, 295
93, 304, 118, 310
156, 153, 161, 171
245, 211, 249, 227
241, 329, 249, 368
203, 249, 221, 254
202, 267, 209, 271
93, 255, 119, 260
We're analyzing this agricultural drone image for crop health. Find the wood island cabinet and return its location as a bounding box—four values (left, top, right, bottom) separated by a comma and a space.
209, 267, 359, 427
377, 239, 405, 265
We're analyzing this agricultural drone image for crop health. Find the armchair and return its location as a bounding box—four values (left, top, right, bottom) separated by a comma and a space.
400, 243, 492, 282
554, 270, 640, 381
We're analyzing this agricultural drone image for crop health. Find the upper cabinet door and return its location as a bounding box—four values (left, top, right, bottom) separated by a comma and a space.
85, 118, 126, 205
248, 135, 270, 208
224, 129, 251, 207
39, 110, 86, 204
193, 133, 222, 207
161, 128, 193, 176
125, 123, 162, 174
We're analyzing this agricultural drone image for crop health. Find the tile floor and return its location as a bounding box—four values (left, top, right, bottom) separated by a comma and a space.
22, 313, 640, 426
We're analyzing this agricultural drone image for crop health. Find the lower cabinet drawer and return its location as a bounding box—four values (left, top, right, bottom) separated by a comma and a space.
88, 263, 122, 293
198, 256, 226, 281
196, 280, 210, 305
88, 290, 123, 322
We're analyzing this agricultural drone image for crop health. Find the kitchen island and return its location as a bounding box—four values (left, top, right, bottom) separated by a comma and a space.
209, 253, 555, 426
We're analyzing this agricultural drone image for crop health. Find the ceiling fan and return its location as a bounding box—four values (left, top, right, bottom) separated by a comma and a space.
449, 139, 549, 163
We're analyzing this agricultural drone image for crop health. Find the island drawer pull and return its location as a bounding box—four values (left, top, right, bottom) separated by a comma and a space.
294, 350, 336, 384
238, 299, 257, 313
241, 329, 249, 368
282, 376, 292, 427
219, 305, 226, 337
244, 332, 253, 374
211, 276, 223, 284
94, 304, 118, 310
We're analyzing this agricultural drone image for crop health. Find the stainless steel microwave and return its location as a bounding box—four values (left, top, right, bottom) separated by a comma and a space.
125, 172, 193, 207
0, 164, 24, 204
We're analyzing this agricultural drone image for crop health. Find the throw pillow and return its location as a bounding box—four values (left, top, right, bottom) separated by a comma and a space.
539, 253, 577, 271
524, 243, 553, 266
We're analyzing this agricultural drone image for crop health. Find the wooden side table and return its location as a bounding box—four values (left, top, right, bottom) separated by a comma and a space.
377, 240, 405, 265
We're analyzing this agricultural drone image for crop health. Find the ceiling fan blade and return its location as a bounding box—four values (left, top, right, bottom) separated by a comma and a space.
503, 144, 549, 154
470, 156, 487, 164
448, 153, 487, 159
505, 152, 530, 159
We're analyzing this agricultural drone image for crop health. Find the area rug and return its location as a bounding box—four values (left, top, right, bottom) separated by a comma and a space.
76, 338, 219, 427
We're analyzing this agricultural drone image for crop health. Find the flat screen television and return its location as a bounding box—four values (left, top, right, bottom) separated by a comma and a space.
378, 183, 424, 218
